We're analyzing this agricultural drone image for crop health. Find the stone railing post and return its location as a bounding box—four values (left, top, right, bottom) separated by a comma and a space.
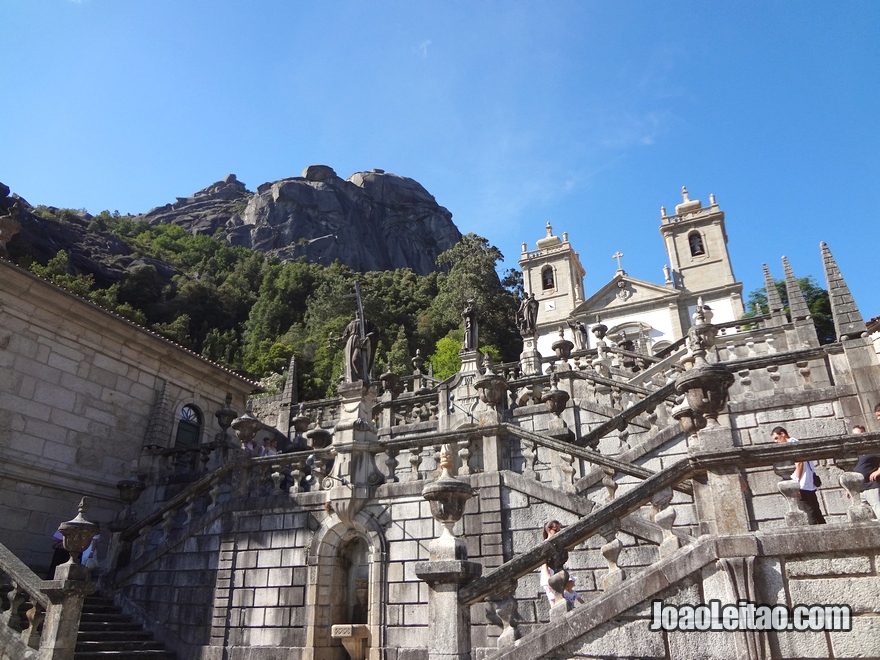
675, 301, 748, 536
415, 447, 482, 660
39, 498, 99, 660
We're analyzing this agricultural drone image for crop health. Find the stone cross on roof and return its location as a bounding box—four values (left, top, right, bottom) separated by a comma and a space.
612, 251, 625, 273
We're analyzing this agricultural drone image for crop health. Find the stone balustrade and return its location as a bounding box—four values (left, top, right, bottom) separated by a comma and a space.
442, 431, 880, 655
0, 542, 49, 658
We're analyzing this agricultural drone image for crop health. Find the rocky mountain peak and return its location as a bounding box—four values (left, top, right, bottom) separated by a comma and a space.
146, 165, 461, 275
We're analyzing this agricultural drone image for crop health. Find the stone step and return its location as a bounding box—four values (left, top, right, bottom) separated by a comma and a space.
73, 652, 175, 660
77, 631, 154, 642
74, 592, 175, 659
80, 611, 133, 623
78, 621, 146, 632
76, 640, 166, 652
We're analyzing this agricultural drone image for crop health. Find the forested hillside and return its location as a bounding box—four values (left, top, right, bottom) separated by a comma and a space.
13, 208, 521, 400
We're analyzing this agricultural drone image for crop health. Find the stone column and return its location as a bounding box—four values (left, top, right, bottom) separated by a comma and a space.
415, 448, 482, 660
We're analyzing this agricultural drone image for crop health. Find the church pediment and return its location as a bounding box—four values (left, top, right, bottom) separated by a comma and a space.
573, 274, 679, 316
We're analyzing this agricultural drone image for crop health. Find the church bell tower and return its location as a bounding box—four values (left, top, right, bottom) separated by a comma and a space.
518, 222, 586, 329
659, 187, 744, 320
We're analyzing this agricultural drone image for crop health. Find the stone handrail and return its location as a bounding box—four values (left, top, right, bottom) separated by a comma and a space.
0, 543, 48, 610
458, 430, 880, 605
573, 381, 677, 448
715, 313, 772, 335
1, 540, 96, 660
119, 447, 328, 544
502, 424, 692, 496
604, 345, 662, 364
723, 343, 841, 372
0, 545, 46, 657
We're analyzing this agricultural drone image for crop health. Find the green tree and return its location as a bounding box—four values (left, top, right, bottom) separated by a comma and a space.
152, 314, 193, 347
29, 250, 95, 297
426, 233, 519, 362
427, 328, 501, 380
744, 276, 835, 344
429, 330, 464, 380
385, 325, 413, 376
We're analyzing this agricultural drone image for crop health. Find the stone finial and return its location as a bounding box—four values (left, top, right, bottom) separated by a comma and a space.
820, 242, 866, 340
215, 393, 238, 432
521, 242, 527, 252
709, 193, 716, 205
781, 256, 811, 322
57, 497, 100, 578
762, 264, 785, 317
545, 222, 553, 237
660, 206, 666, 217
675, 186, 701, 215
412, 349, 425, 373
562, 231, 568, 243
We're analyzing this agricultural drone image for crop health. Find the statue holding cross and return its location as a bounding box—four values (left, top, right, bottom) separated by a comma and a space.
329, 281, 378, 386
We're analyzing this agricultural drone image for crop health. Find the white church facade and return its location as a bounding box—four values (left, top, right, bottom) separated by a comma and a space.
520, 187, 745, 357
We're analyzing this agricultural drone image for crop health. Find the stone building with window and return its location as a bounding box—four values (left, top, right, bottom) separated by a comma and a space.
0, 258, 258, 572
520, 187, 745, 357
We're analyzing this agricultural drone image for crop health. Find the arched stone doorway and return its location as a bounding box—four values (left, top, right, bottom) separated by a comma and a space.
304, 513, 386, 660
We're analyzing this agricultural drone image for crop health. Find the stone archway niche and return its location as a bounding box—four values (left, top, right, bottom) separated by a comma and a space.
330, 536, 371, 660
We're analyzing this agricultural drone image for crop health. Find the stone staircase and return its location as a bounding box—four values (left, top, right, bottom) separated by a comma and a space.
75, 593, 175, 659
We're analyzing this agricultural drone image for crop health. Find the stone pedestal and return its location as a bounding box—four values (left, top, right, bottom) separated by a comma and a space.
414, 560, 482, 660
459, 350, 483, 375
690, 426, 751, 536
329, 382, 382, 527
40, 564, 96, 660
519, 336, 542, 376
330, 624, 370, 660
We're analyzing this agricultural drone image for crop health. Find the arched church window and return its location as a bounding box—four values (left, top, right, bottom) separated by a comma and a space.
541, 266, 555, 290
688, 232, 705, 257
174, 404, 202, 449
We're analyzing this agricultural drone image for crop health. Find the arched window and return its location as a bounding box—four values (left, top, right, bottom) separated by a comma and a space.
541, 266, 555, 290
688, 232, 705, 256
174, 404, 202, 449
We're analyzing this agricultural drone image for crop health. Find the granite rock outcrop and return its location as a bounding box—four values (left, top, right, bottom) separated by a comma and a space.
142, 166, 462, 275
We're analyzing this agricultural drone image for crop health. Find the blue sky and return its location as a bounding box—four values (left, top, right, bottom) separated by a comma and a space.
2, 2, 878, 317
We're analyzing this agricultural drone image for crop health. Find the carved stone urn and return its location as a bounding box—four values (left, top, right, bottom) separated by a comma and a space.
231, 400, 270, 449
56, 497, 100, 580
551, 326, 574, 363
675, 363, 734, 427
541, 374, 571, 435
474, 372, 507, 407
113, 461, 146, 530
421, 447, 474, 560
674, 299, 733, 427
